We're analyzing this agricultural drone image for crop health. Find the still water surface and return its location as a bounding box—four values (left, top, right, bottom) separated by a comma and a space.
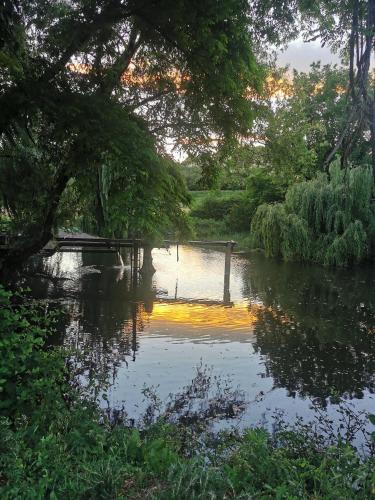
31, 245, 375, 429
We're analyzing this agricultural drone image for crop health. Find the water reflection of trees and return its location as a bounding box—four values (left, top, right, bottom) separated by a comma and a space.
28, 250, 375, 404
64, 299, 147, 392
242, 256, 375, 403
24, 251, 156, 391
60, 252, 156, 388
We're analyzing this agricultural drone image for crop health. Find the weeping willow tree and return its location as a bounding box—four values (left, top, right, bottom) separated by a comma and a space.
251, 160, 375, 266
74, 145, 191, 242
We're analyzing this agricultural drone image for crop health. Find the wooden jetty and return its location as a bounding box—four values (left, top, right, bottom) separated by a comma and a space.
54, 236, 236, 251
1, 233, 237, 298
1, 232, 236, 253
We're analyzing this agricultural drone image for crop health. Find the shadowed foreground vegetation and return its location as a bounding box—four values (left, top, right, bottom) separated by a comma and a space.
1, 286, 375, 499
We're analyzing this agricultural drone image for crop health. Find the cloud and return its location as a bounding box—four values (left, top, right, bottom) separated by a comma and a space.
277, 40, 341, 72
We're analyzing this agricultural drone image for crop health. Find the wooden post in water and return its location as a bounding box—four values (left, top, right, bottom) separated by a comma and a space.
141, 244, 156, 275
131, 302, 137, 361
132, 240, 139, 286
224, 241, 233, 303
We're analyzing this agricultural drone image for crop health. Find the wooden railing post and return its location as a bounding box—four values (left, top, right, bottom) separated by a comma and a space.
224, 241, 234, 303
132, 240, 139, 286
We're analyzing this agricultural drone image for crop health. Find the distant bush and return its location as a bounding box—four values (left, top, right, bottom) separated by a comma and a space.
190, 192, 244, 220
179, 161, 202, 190
251, 160, 375, 266
245, 167, 285, 211
190, 170, 286, 236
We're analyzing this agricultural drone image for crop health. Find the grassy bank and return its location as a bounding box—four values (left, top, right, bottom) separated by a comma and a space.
1, 286, 375, 498
190, 190, 244, 208
189, 190, 252, 251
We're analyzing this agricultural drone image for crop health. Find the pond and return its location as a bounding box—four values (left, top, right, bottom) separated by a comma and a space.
28, 245, 375, 434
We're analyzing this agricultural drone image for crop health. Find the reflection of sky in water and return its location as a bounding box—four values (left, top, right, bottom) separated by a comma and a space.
37, 245, 375, 435
151, 246, 246, 302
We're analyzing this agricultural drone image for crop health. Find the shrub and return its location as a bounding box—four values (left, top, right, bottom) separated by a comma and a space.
190, 192, 244, 220
190, 171, 286, 236
251, 160, 375, 266
0, 286, 65, 419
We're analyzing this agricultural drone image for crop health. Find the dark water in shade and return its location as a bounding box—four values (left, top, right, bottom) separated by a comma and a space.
27, 245, 375, 431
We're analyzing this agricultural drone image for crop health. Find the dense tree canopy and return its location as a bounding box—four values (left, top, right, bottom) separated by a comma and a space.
0, 0, 273, 272
2, 0, 375, 269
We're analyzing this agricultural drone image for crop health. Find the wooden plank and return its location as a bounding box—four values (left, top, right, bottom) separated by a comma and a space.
57, 237, 237, 247
164, 239, 237, 247
1, 234, 237, 252
58, 248, 119, 253
56, 237, 139, 245
188, 240, 237, 247
58, 240, 133, 248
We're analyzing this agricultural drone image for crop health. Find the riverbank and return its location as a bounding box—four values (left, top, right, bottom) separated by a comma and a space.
1, 285, 375, 498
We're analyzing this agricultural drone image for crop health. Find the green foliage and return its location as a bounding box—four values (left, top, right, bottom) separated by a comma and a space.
0, 214, 11, 233
179, 161, 202, 190
219, 145, 267, 190
190, 191, 244, 220
75, 120, 192, 241
190, 217, 228, 239
245, 167, 286, 214
223, 428, 375, 498
189, 169, 286, 238
264, 99, 318, 182
190, 191, 251, 234
289, 64, 354, 168
252, 63, 366, 186
0, 0, 267, 269
183, 64, 354, 196
252, 160, 375, 266
0, 286, 64, 419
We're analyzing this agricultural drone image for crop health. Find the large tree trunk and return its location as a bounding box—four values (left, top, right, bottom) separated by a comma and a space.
324, 0, 375, 172
370, 88, 375, 177
0, 170, 70, 281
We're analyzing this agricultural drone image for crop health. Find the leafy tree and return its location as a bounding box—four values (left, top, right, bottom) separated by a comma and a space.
252, 159, 375, 266
178, 159, 202, 191
262, 64, 359, 184
299, 0, 375, 172
0, 0, 267, 273
78, 152, 191, 240
215, 144, 267, 190
192, 64, 354, 193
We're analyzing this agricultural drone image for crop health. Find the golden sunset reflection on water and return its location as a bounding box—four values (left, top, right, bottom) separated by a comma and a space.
38, 245, 375, 435
149, 301, 262, 330
123, 301, 275, 342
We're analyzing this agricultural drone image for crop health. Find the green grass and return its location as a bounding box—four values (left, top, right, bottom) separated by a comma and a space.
189, 216, 251, 250
189, 190, 244, 209
188, 190, 251, 249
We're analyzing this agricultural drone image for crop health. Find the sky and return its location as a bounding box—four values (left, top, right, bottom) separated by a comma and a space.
277, 39, 341, 72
